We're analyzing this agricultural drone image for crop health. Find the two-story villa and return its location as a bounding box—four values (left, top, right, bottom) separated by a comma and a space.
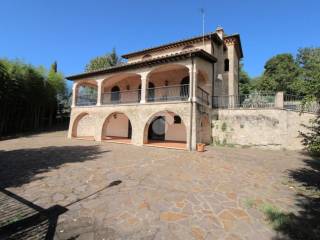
66, 26, 243, 150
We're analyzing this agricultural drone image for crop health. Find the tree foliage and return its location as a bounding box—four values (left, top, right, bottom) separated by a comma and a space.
296, 48, 320, 99
85, 48, 122, 72
257, 54, 300, 93
239, 62, 252, 94
0, 59, 68, 136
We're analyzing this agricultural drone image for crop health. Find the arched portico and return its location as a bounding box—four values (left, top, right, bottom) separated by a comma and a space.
143, 110, 187, 149
73, 81, 98, 106
71, 112, 95, 140
101, 73, 141, 105
146, 64, 190, 102
101, 112, 133, 144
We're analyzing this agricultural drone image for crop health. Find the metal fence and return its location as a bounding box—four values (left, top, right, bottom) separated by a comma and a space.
284, 94, 320, 113
212, 93, 276, 109
197, 87, 210, 105
102, 89, 140, 104
147, 84, 189, 102
76, 94, 97, 106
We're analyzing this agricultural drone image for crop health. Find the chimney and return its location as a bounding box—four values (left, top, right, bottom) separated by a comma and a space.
216, 26, 224, 40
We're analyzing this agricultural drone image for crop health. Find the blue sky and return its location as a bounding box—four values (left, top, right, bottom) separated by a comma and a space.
1, 0, 319, 82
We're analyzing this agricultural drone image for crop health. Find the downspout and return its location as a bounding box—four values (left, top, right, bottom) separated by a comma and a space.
189, 56, 194, 151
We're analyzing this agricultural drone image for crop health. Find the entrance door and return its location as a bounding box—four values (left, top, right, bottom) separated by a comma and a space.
128, 120, 132, 138
148, 116, 165, 141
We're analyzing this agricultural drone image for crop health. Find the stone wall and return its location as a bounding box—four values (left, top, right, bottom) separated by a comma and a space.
211, 109, 315, 150
68, 102, 193, 148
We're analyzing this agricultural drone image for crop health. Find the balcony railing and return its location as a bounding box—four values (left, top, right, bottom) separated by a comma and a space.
102, 89, 140, 104
76, 94, 97, 106
146, 84, 189, 102
197, 87, 209, 105
76, 84, 215, 106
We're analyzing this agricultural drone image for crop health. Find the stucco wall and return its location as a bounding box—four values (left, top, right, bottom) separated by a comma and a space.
74, 114, 96, 137
212, 109, 315, 150
104, 113, 130, 137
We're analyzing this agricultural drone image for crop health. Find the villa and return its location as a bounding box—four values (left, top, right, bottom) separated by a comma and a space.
66, 26, 243, 150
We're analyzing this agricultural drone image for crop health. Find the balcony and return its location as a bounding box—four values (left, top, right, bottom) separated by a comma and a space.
146, 84, 189, 102
75, 84, 212, 107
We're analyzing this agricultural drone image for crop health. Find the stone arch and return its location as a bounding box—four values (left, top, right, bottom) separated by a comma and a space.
101, 111, 133, 143
143, 110, 187, 146
146, 64, 190, 102
101, 73, 141, 104
71, 112, 95, 139
75, 81, 98, 106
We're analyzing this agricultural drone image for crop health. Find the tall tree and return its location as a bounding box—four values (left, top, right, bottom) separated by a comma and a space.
85, 48, 122, 72
51, 61, 58, 73
0, 59, 68, 136
296, 47, 320, 99
239, 62, 252, 95
258, 54, 300, 93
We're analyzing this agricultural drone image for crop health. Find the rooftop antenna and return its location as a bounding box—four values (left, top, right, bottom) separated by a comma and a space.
200, 8, 205, 46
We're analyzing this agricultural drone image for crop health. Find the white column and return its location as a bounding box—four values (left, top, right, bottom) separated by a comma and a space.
71, 82, 78, 107
188, 68, 193, 102
192, 65, 198, 102
96, 79, 103, 106
140, 73, 148, 103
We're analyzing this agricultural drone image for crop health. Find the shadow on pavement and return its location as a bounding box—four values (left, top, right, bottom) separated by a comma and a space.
272, 154, 320, 240
0, 188, 67, 240
0, 145, 110, 188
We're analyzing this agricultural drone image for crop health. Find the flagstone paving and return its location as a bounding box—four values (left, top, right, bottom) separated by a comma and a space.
0, 131, 309, 239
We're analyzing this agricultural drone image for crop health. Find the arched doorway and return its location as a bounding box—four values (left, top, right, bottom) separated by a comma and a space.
148, 116, 165, 141
111, 86, 120, 103
72, 113, 95, 140
144, 111, 187, 149
180, 76, 189, 99
102, 112, 132, 144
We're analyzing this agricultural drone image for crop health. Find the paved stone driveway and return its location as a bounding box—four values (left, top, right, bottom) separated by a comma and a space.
0, 131, 309, 240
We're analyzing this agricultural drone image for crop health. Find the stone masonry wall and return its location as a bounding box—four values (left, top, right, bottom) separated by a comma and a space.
211, 109, 315, 150
68, 102, 192, 148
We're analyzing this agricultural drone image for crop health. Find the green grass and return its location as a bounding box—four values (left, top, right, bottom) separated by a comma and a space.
258, 203, 291, 230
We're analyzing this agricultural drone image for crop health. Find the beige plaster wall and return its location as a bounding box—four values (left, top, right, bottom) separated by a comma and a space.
212, 109, 315, 150
74, 114, 96, 137
104, 113, 130, 137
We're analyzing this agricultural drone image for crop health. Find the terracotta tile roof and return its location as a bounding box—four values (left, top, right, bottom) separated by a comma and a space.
66, 49, 217, 81
121, 32, 222, 59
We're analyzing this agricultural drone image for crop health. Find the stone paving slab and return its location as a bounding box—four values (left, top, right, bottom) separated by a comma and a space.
0, 131, 309, 239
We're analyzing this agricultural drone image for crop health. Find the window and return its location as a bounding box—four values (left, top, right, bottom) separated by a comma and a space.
142, 54, 152, 60
182, 45, 194, 50
174, 115, 182, 124
224, 59, 229, 72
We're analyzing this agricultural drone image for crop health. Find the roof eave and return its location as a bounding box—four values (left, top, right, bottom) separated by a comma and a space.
121, 32, 222, 59
66, 50, 217, 81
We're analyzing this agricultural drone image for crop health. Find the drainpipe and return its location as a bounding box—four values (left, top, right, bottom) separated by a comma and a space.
189, 57, 194, 151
